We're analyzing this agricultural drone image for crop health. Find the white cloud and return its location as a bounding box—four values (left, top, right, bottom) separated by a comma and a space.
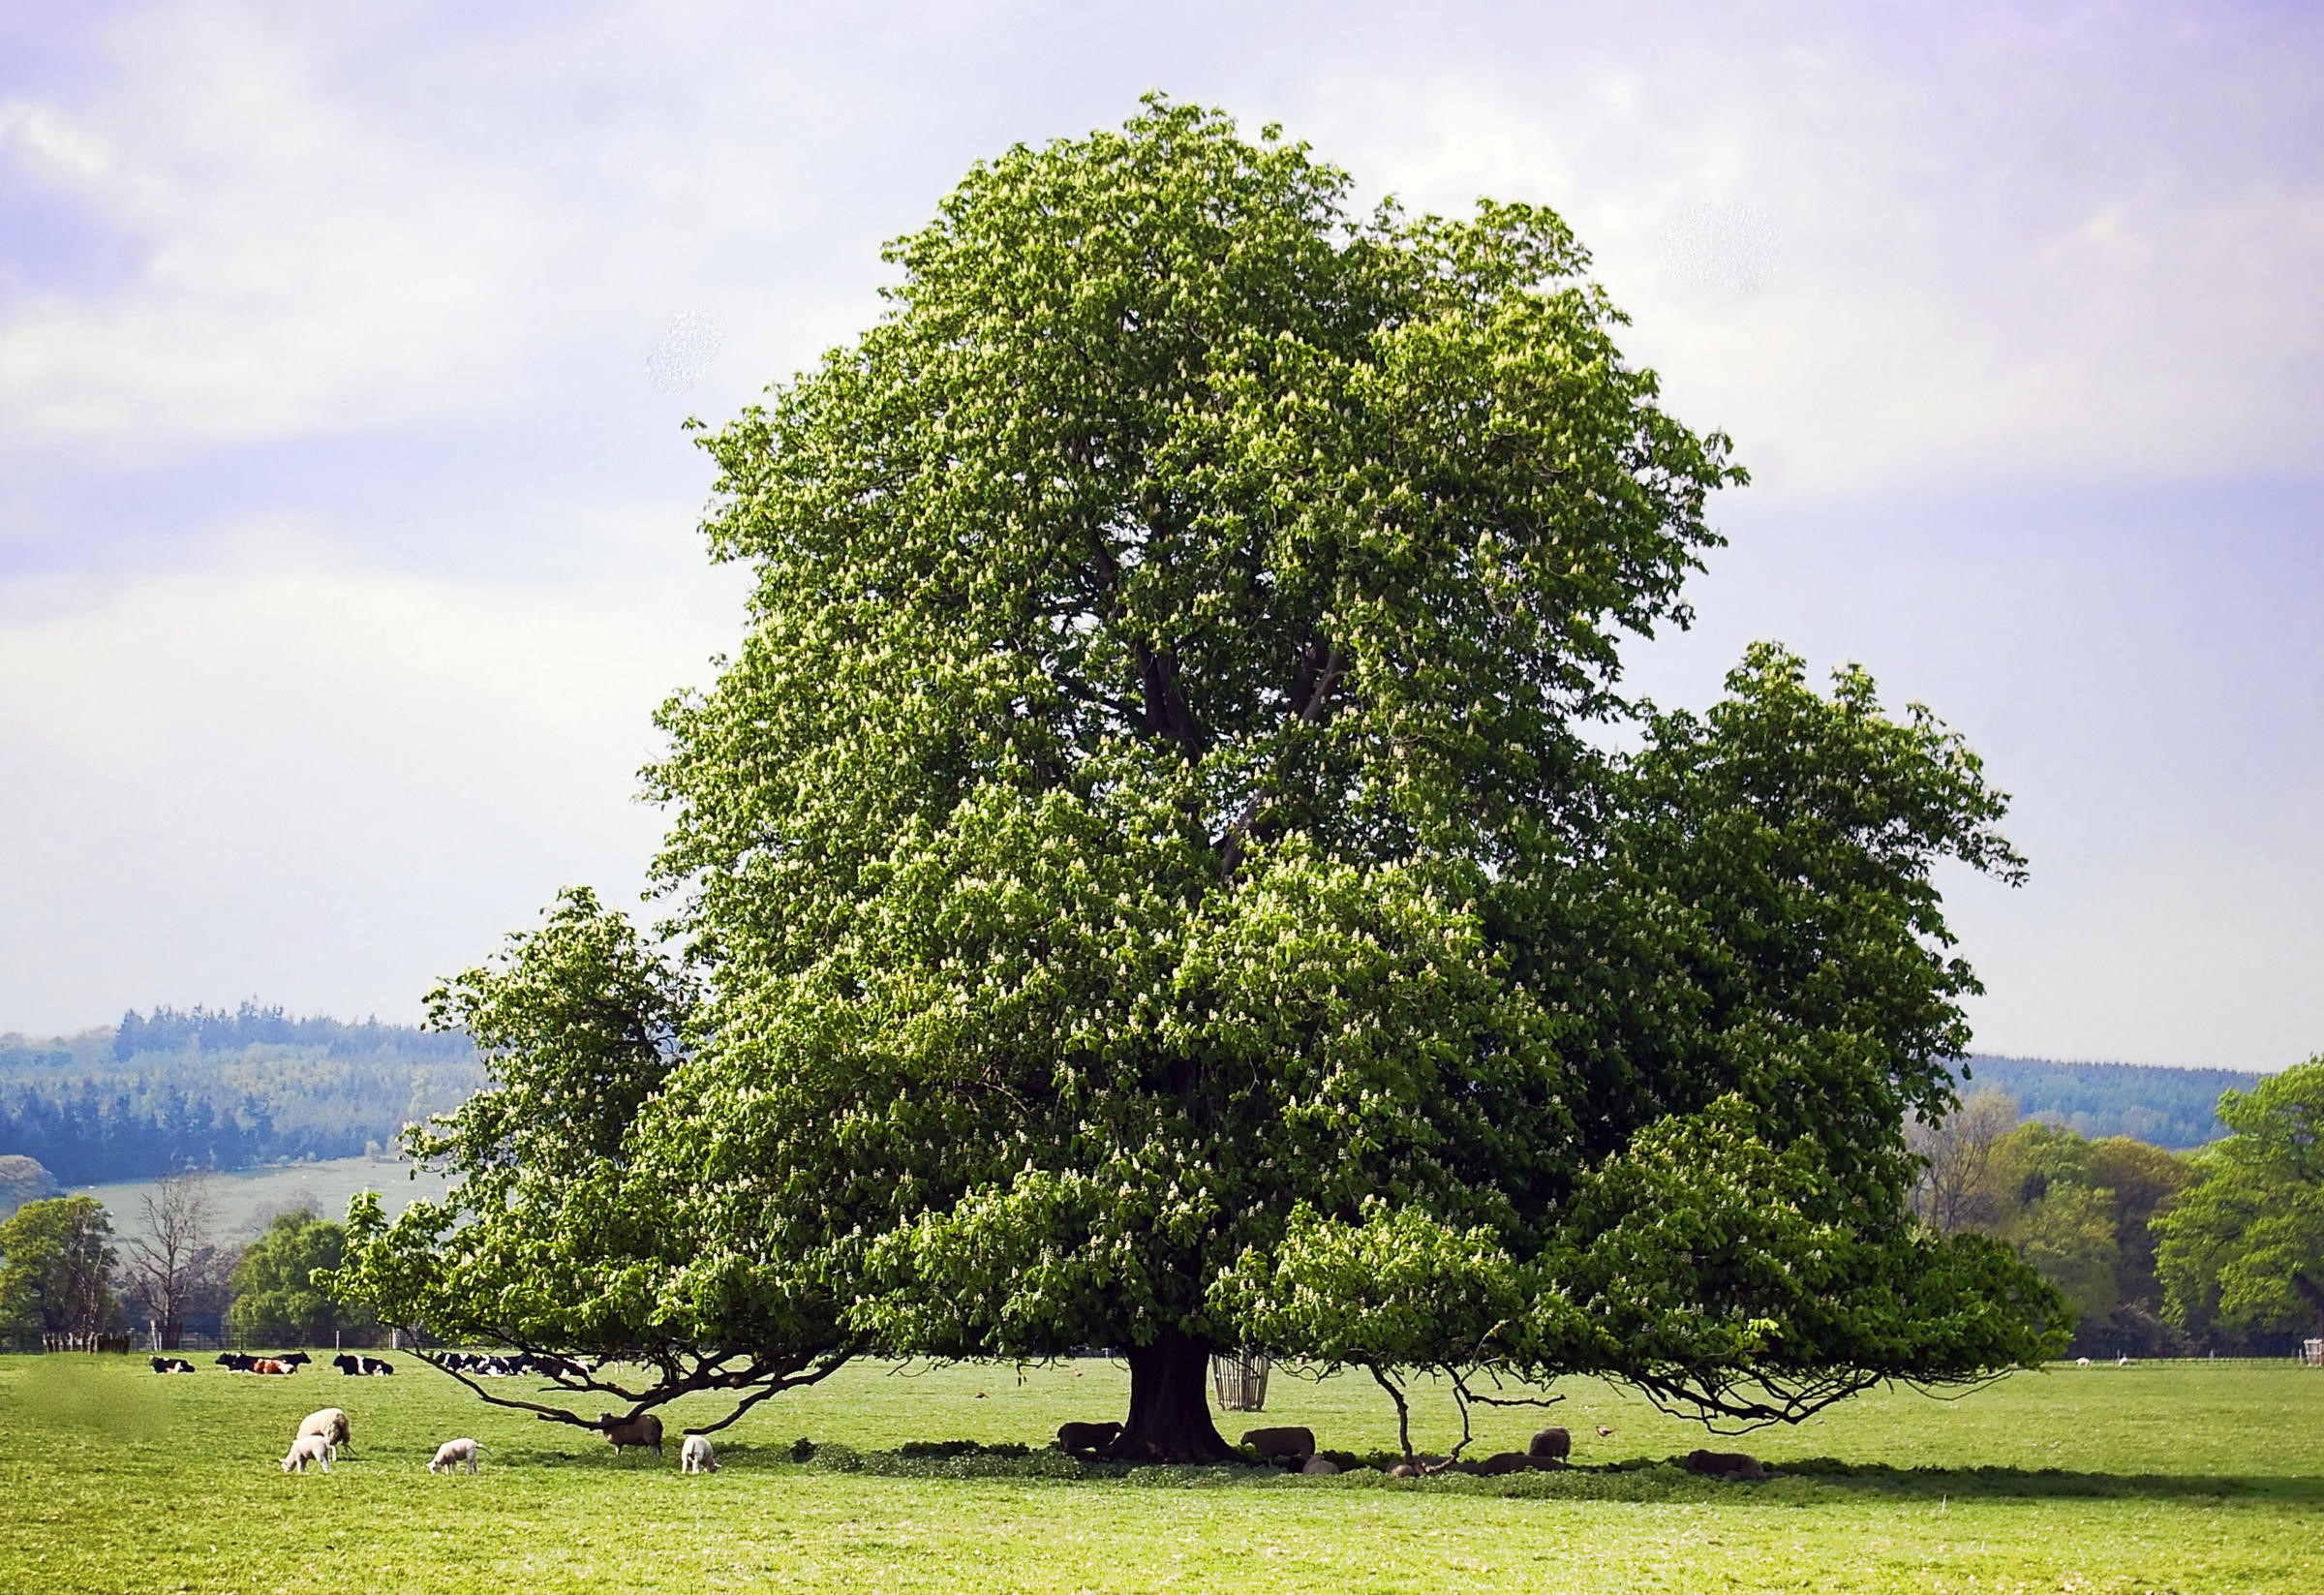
1290, 34, 2324, 500
0, 521, 747, 1032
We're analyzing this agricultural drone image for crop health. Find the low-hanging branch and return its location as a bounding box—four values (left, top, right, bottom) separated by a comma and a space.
414, 1337, 857, 1434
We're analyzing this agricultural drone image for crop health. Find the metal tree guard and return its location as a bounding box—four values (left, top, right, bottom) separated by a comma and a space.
1210, 1348, 1270, 1411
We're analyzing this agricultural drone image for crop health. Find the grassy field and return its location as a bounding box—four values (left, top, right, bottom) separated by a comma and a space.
1, 1353, 2318, 1594
70, 1155, 451, 1240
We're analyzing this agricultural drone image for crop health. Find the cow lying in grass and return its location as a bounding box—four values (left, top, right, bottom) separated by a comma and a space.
149, 1357, 194, 1373
331, 1354, 395, 1376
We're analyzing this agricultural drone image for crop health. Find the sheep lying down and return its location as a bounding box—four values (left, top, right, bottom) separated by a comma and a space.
429, 1438, 482, 1475
280, 1434, 332, 1474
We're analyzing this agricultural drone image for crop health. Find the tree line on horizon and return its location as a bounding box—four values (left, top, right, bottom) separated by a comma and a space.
0, 1005, 484, 1185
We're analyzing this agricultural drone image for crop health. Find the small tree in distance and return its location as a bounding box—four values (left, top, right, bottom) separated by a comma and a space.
0, 1196, 117, 1345
116, 1169, 231, 1349
2156, 1057, 2324, 1340
229, 1209, 375, 1347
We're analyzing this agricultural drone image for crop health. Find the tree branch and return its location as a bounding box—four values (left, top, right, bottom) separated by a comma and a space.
1217, 643, 1345, 877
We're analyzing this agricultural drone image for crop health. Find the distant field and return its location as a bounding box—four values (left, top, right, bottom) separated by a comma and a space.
1, 1354, 2318, 1593
71, 1153, 451, 1238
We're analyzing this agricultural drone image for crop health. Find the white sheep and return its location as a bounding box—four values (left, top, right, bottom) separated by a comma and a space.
281, 1434, 332, 1473
296, 1407, 352, 1458
680, 1433, 718, 1474
429, 1438, 482, 1475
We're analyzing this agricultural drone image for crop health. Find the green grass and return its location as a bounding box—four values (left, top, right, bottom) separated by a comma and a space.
71, 1155, 451, 1241
2, 1354, 2318, 1593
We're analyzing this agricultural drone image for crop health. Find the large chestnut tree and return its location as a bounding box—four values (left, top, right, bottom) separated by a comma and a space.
345, 98, 2060, 1459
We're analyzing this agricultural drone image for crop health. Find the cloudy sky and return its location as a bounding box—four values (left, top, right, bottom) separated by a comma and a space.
2, 1, 2318, 1069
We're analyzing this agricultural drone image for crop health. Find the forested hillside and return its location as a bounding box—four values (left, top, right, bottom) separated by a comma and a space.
0, 1004, 483, 1184
1955, 1055, 2263, 1149
0, 1012, 2266, 1184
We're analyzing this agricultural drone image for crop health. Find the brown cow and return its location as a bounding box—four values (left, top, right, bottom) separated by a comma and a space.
1527, 1426, 1571, 1462
1683, 1449, 1767, 1480
1055, 1421, 1122, 1457
599, 1412, 664, 1455
1239, 1426, 1316, 1463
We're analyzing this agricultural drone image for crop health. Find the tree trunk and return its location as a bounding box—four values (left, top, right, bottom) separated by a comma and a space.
2293, 1270, 2324, 1331
1110, 1332, 1236, 1463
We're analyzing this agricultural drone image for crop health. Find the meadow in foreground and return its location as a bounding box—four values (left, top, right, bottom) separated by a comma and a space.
1, 1354, 2317, 1594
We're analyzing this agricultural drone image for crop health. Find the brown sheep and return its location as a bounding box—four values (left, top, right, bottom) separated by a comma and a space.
1683, 1449, 1767, 1480
1527, 1426, 1571, 1462
1239, 1426, 1316, 1463
1472, 1450, 1539, 1476
1055, 1420, 1122, 1457
599, 1411, 664, 1455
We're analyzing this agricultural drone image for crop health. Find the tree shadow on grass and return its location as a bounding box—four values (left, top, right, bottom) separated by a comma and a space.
777, 1442, 2324, 1504
1762, 1458, 2324, 1503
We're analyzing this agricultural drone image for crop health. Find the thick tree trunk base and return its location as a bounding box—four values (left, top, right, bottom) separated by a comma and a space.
1107, 1333, 1237, 1464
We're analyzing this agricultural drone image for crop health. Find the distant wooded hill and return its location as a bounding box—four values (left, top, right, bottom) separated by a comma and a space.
0, 1004, 2268, 1184
1954, 1054, 2264, 1149
0, 1003, 483, 1185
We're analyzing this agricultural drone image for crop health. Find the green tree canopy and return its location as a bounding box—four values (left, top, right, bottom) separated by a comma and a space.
342, 97, 2061, 1459
332, 888, 854, 1433
228, 1209, 374, 1347
0, 1195, 116, 1340
2156, 1057, 2324, 1338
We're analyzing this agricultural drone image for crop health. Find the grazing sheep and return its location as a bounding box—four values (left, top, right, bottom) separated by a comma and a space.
1683, 1449, 1767, 1480
428, 1438, 482, 1475
2076, 1356, 2093, 1366
280, 1434, 332, 1473
1239, 1426, 1316, 1463
681, 1434, 718, 1474
1527, 1426, 1572, 1462
599, 1411, 664, 1456
1055, 1420, 1123, 1457
297, 1408, 353, 1459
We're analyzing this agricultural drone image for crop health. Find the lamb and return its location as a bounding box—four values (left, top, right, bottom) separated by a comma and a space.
297, 1408, 353, 1459
280, 1434, 332, 1473
429, 1438, 482, 1475
681, 1434, 719, 1474
600, 1411, 664, 1455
